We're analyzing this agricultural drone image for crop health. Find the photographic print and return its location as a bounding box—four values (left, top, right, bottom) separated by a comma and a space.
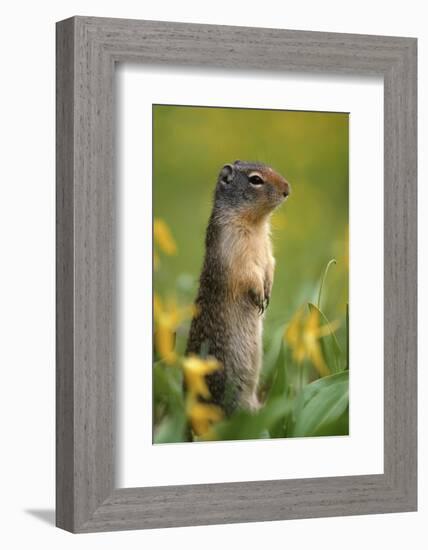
153, 104, 349, 443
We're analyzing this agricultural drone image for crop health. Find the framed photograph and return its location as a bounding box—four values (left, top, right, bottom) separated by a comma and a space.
56, 16, 417, 532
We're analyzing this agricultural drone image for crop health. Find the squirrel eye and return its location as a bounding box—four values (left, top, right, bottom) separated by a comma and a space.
249, 174, 264, 186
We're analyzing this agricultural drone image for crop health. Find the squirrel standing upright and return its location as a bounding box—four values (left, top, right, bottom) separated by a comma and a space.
186, 160, 290, 414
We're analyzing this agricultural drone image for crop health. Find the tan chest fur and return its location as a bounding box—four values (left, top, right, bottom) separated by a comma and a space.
219, 217, 274, 302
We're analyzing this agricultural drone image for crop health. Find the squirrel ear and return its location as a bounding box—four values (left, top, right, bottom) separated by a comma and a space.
219, 164, 234, 185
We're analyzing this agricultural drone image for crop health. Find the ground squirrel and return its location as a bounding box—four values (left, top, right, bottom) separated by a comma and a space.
186, 160, 290, 414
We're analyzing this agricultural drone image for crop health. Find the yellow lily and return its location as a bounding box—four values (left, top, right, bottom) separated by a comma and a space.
187, 401, 224, 437
182, 354, 224, 436
153, 294, 195, 364
285, 305, 339, 377
154, 218, 177, 256
182, 355, 222, 399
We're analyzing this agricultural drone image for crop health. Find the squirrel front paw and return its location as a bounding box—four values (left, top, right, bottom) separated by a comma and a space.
248, 288, 267, 315
263, 286, 271, 311
263, 276, 273, 310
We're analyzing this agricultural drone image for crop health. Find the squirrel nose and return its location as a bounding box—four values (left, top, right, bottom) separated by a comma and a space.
282, 180, 291, 198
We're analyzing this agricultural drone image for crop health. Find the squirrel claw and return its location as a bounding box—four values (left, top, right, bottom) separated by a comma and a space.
249, 289, 267, 315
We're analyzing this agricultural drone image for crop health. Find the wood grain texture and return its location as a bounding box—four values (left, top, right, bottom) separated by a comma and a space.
56, 17, 75, 532
56, 16, 417, 533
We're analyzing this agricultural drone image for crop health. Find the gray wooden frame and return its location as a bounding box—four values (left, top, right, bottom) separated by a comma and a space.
56, 16, 417, 533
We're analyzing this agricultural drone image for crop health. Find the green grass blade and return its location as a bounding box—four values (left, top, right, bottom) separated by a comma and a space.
291, 371, 349, 437
317, 258, 337, 310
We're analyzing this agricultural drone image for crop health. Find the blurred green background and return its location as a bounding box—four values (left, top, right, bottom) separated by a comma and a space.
153, 104, 349, 443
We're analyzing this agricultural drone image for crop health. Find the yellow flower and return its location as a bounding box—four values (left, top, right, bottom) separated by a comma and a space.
153, 294, 195, 364
181, 355, 224, 436
154, 218, 177, 256
285, 305, 339, 377
182, 355, 222, 399
187, 401, 224, 437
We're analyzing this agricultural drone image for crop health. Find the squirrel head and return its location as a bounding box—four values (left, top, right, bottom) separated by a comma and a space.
214, 160, 291, 224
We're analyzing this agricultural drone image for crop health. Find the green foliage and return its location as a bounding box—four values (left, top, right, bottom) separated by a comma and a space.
153, 105, 349, 443
154, 411, 188, 444
152, 302, 349, 442
205, 316, 349, 441
210, 397, 292, 441
153, 304, 349, 443
291, 372, 349, 437
308, 302, 343, 374
153, 362, 188, 443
